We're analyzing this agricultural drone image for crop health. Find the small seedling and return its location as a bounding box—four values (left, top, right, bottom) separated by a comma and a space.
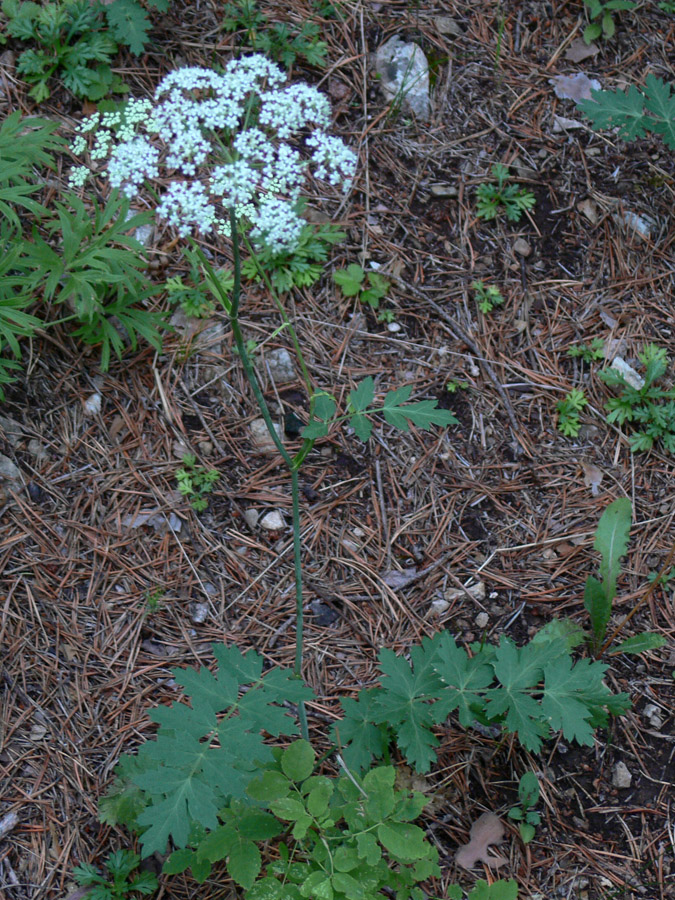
600, 343, 675, 453
476, 163, 536, 222
333, 263, 390, 311
446, 379, 469, 393
584, 498, 666, 657
556, 388, 587, 437
164, 252, 233, 319
143, 586, 164, 613
175, 454, 220, 512
648, 566, 675, 587
473, 280, 504, 314
377, 308, 396, 323
568, 338, 605, 364
508, 771, 541, 844
73, 849, 158, 900
582, 0, 636, 44
242, 222, 345, 293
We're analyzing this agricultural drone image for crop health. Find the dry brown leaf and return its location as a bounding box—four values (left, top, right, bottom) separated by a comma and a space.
550, 73, 601, 102
577, 198, 598, 225
456, 812, 508, 870
565, 38, 600, 62
581, 461, 604, 496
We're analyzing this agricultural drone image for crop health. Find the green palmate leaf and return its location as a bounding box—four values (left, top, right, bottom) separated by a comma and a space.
484, 639, 551, 751
469, 879, 519, 900
333, 688, 389, 773
610, 633, 667, 655
120, 644, 314, 856
371, 639, 445, 772
431, 632, 494, 727
104, 0, 153, 55
333, 264, 365, 296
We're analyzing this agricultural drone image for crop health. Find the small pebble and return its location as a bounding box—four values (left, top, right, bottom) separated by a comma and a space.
474, 612, 489, 629
260, 510, 285, 531
612, 761, 632, 789
513, 237, 532, 257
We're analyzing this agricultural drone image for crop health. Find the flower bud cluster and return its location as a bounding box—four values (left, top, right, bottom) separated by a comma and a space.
69, 55, 356, 252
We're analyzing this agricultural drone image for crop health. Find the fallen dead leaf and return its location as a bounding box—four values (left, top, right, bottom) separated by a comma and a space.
581, 461, 604, 496
565, 38, 600, 63
550, 73, 601, 102
577, 198, 598, 225
456, 812, 508, 870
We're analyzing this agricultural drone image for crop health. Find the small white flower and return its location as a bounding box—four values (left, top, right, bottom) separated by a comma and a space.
156, 181, 220, 237
306, 132, 357, 190
107, 136, 160, 199
259, 83, 331, 139
210, 159, 258, 206
68, 165, 90, 189
250, 197, 304, 253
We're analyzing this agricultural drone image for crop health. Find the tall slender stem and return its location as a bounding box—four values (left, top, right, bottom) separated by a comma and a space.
197, 211, 309, 740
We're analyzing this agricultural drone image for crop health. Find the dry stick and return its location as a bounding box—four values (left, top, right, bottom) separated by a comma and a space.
386, 272, 526, 453
600, 536, 675, 657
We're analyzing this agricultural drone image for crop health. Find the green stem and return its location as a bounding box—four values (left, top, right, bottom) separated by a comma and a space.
197, 210, 309, 740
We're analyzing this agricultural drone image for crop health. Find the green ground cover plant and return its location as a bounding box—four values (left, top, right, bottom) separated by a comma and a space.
73, 849, 157, 900
582, 0, 636, 43
334, 264, 391, 315
472, 280, 504, 314
568, 338, 605, 364
475, 164, 535, 222
581, 498, 666, 657
600, 344, 675, 453
507, 772, 541, 844
222, 0, 327, 68
2, 0, 166, 102
556, 388, 587, 437
175, 454, 220, 511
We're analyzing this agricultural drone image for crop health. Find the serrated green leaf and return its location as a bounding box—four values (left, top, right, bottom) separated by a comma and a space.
468, 879, 519, 900
313, 392, 336, 421
349, 411, 373, 442
595, 498, 631, 600
349, 377, 375, 412
247, 770, 291, 802
333, 264, 365, 296
584, 574, 611, 646
611, 633, 666, 655
333, 689, 389, 773
163, 848, 197, 875
432, 632, 494, 727
301, 420, 329, 439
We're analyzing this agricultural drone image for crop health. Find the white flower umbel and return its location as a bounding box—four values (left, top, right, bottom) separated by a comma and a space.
69, 54, 357, 253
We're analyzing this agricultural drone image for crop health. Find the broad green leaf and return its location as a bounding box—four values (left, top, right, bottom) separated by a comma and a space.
227, 839, 261, 889
333, 264, 365, 296
484, 639, 550, 751
281, 740, 315, 782
270, 797, 307, 821
246, 876, 284, 900
300, 871, 334, 900
376, 822, 428, 861
595, 498, 631, 603
331, 871, 368, 899
531, 618, 586, 650
584, 575, 611, 646
518, 771, 540, 807
247, 770, 291, 802
349, 411, 373, 442
469, 880, 519, 900
301, 420, 329, 440
355, 832, 381, 866
611, 633, 666, 655
333, 688, 388, 773
313, 392, 336, 421
163, 848, 196, 875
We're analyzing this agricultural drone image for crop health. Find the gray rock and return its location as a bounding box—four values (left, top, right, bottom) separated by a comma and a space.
250, 417, 283, 453
0, 454, 22, 484
0, 415, 24, 448
612, 761, 632, 789
259, 510, 285, 531
243, 508, 259, 530
374, 36, 430, 120
266, 348, 296, 383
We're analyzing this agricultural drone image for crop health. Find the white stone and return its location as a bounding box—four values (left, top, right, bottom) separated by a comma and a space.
83, 393, 101, 416
374, 36, 431, 120
260, 510, 285, 531
609, 357, 645, 391
474, 612, 489, 629
250, 418, 283, 453
190, 602, 209, 624
266, 348, 296, 383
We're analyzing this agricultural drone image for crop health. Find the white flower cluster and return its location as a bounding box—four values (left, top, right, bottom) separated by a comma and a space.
69, 54, 357, 253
